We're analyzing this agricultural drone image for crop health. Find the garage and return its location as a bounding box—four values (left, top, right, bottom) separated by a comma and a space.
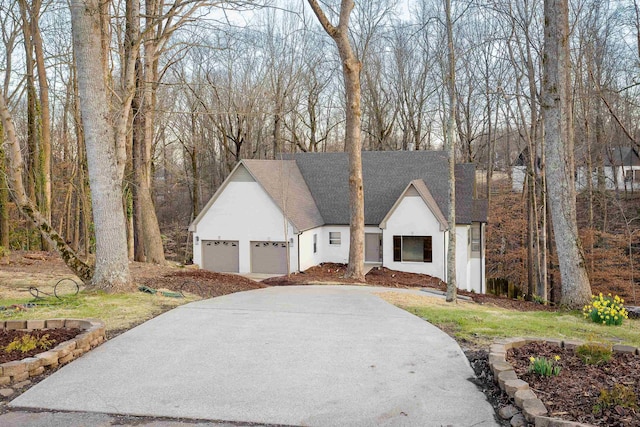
202, 240, 239, 273
250, 241, 288, 274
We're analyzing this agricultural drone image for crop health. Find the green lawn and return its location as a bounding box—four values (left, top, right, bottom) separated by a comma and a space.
0, 291, 198, 334
378, 292, 640, 348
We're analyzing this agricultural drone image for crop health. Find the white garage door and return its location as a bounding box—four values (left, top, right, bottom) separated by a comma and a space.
202, 240, 239, 273
250, 241, 288, 274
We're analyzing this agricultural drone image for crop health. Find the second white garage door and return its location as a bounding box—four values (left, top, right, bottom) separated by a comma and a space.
250, 241, 288, 274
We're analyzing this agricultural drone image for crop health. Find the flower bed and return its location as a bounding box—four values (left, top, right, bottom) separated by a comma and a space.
488, 337, 639, 426
0, 319, 105, 386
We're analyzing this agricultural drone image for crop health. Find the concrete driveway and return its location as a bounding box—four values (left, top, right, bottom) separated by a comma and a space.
11, 286, 497, 426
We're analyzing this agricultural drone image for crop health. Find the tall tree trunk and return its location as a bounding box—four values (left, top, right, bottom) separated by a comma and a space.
542, 0, 591, 308
70, 0, 132, 290
131, 0, 165, 264
445, 0, 457, 301
19, 1, 39, 219
0, 131, 9, 249
132, 59, 146, 262
0, 92, 93, 282
308, 0, 365, 281
30, 0, 52, 251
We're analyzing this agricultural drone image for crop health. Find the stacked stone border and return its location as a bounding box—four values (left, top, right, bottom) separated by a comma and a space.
0, 319, 105, 386
489, 337, 640, 427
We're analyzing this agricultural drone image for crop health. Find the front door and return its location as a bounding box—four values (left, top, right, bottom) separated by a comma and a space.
365, 233, 382, 263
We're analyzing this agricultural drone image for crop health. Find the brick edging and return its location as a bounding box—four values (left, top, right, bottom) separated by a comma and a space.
0, 319, 106, 386
489, 337, 639, 427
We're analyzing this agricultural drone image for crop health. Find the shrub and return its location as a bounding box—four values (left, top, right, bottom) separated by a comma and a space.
5, 334, 54, 354
576, 342, 612, 365
528, 355, 561, 377
583, 293, 629, 326
593, 384, 638, 414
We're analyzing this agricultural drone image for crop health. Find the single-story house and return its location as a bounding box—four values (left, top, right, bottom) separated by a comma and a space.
189, 151, 489, 293
576, 147, 640, 191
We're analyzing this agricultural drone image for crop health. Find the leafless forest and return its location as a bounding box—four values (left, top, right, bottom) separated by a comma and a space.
0, 0, 639, 299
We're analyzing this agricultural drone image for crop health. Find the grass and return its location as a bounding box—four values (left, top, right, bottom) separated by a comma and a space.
0, 290, 199, 334
377, 292, 640, 348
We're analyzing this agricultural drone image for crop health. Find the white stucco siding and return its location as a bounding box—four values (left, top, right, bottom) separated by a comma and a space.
299, 225, 382, 270
512, 166, 526, 192
468, 223, 485, 294
298, 228, 324, 271
576, 166, 640, 191
455, 225, 469, 291
321, 226, 351, 264
469, 258, 483, 293
383, 196, 446, 279
193, 181, 297, 273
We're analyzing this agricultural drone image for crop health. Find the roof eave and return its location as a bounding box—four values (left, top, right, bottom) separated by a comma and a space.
379, 180, 449, 232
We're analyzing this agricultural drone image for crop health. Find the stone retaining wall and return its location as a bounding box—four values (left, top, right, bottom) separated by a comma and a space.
0, 319, 105, 386
489, 337, 640, 427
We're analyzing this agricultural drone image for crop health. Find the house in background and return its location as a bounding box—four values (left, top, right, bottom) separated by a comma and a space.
189, 151, 489, 293
511, 148, 541, 193
576, 147, 640, 192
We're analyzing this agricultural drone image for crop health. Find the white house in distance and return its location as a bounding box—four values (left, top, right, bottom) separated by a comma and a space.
189, 151, 489, 293
576, 147, 640, 192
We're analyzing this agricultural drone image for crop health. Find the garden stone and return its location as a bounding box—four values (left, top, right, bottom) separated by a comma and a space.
504, 379, 529, 398
13, 380, 31, 389
497, 370, 518, 390
510, 413, 527, 427
498, 404, 520, 420
522, 398, 547, 422
0, 389, 14, 398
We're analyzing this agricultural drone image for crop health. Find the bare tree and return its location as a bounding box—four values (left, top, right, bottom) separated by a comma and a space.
542, 0, 591, 307
0, 91, 94, 281
70, 0, 132, 290
443, 0, 457, 301
307, 0, 365, 281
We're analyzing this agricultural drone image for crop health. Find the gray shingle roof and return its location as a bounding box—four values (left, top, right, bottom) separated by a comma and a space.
242, 160, 324, 232
294, 151, 484, 225
603, 147, 640, 167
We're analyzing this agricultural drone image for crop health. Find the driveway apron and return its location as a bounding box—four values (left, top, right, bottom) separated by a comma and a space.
10, 286, 497, 426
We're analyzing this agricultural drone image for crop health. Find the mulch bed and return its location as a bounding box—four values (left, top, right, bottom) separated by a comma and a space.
137, 270, 266, 299
264, 263, 556, 312
0, 329, 81, 364
507, 342, 640, 426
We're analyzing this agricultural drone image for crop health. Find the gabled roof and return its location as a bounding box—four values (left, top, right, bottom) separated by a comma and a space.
242, 160, 324, 232
295, 151, 482, 225
189, 160, 323, 233
191, 151, 487, 232
603, 147, 640, 167
379, 180, 448, 231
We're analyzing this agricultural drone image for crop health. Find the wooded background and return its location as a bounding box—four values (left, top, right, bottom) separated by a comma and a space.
0, 0, 639, 301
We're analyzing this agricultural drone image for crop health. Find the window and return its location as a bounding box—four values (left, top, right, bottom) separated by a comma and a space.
313, 234, 317, 253
471, 224, 481, 253
393, 236, 432, 263
329, 232, 341, 245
